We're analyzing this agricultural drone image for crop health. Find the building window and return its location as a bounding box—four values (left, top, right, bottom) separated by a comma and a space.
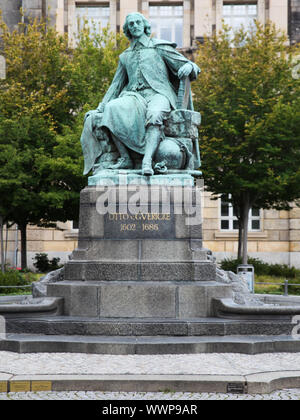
72, 220, 79, 230
221, 195, 261, 231
223, 3, 257, 35
149, 4, 183, 48
76, 3, 110, 36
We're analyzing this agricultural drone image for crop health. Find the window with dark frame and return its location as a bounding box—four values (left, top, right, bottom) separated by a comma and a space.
220, 194, 261, 231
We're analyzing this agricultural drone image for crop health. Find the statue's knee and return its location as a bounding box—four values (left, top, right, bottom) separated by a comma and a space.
146, 111, 164, 126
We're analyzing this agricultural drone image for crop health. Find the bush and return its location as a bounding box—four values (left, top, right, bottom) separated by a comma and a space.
220, 257, 300, 278
0, 269, 32, 294
33, 253, 62, 273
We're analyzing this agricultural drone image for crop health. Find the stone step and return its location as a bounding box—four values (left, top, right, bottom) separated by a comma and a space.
0, 334, 299, 355
4, 316, 294, 337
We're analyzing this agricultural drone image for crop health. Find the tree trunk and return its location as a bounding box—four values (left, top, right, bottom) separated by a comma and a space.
0, 216, 4, 273
238, 222, 243, 260
19, 223, 27, 270
4, 223, 8, 267
242, 196, 250, 265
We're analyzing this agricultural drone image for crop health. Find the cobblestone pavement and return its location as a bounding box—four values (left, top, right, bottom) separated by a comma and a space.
1, 352, 300, 376
0, 390, 300, 400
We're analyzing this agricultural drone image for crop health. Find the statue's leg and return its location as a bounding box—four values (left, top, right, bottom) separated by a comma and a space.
142, 125, 162, 176
142, 94, 171, 176
107, 134, 133, 170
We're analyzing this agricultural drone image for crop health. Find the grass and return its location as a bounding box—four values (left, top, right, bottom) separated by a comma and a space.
0, 272, 44, 296
255, 275, 300, 296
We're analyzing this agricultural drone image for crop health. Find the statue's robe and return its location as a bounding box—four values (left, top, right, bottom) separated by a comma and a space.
81, 35, 200, 175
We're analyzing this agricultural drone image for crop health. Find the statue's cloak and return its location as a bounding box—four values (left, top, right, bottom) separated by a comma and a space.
81, 37, 200, 175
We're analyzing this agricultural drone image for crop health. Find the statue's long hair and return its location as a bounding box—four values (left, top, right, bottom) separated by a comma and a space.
123, 13, 151, 40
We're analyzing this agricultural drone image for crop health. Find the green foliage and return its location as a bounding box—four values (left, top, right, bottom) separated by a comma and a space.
0, 269, 33, 294
220, 257, 300, 278
193, 22, 300, 262
284, 279, 300, 296
33, 253, 62, 273
0, 12, 128, 267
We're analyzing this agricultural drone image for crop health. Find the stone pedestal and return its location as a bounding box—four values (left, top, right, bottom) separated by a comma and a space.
48, 182, 232, 318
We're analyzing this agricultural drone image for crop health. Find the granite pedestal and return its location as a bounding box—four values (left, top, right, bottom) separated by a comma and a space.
47, 183, 232, 318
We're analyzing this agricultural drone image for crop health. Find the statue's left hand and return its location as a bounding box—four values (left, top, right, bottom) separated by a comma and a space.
178, 63, 193, 79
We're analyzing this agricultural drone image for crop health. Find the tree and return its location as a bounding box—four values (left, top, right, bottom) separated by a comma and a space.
193, 22, 300, 264
0, 13, 127, 269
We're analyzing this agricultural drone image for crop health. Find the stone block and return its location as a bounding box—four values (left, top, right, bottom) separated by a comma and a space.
202, 230, 215, 241
43, 241, 76, 252
203, 207, 219, 219
69, 284, 99, 317
279, 231, 290, 241
225, 241, 237, 253
202, 219, 219, 230
175, 214, 190, 238
53, 230, 70, 241
203, 195, 218, 208
79, 205, 104, 239
141, 240, 192, 262
47, 283, 72, 315
88, 240, 140, 261
264, 219, 289, 230
247, 242, 258, 253
27, 241, 44, 252
64, 262, 85, 281
290, 219, 300, 230
279, 211, 290, 219
267, 231, 280, 241
99, 283, 176, 318
203, 241, 225, 252
178, 285, 207, 317
193, 262, 216, 281
291, 242, 300, 252
264, 209, 279, 219
27, 229, 53, 241
290, 231, 300, 241
140, 263, 192, 281
85, 263, 139, 281
290, 208, 300, 218
257, 242, 290, 253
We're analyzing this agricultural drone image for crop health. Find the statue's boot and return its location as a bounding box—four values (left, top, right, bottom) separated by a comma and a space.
107, 157, 134, 170
142, 125, 161, 176
108, 135, 133, 170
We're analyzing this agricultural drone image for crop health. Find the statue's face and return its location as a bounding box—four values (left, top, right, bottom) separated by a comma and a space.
127, 14, 145, 39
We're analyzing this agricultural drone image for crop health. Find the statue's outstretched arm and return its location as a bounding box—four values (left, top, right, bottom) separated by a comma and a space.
97, 60, 128, 111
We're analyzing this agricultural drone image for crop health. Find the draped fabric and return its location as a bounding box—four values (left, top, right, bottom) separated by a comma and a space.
81, 35, 201, 175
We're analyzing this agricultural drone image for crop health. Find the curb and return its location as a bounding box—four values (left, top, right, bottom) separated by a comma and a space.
1, 371, 300, 395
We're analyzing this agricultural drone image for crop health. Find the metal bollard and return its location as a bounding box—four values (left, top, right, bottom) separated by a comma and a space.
237, 265, 255, 293
284, 279, 289, 296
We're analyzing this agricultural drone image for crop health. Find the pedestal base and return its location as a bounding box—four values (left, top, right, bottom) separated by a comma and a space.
48, 184, 227, 319
47, 281, 232, 318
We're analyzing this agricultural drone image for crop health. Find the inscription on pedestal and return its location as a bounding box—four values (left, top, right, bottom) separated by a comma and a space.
104, 213, 176, 239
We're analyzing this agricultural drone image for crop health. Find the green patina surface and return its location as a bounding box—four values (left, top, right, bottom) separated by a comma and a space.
81, 12, 202, 184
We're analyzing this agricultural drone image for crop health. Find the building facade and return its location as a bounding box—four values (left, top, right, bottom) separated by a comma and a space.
0, 0, 294, 48
1, 0, 299, 269
289, 0, 300, 44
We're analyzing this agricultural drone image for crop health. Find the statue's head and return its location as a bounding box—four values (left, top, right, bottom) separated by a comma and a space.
123, 13, 151, 40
